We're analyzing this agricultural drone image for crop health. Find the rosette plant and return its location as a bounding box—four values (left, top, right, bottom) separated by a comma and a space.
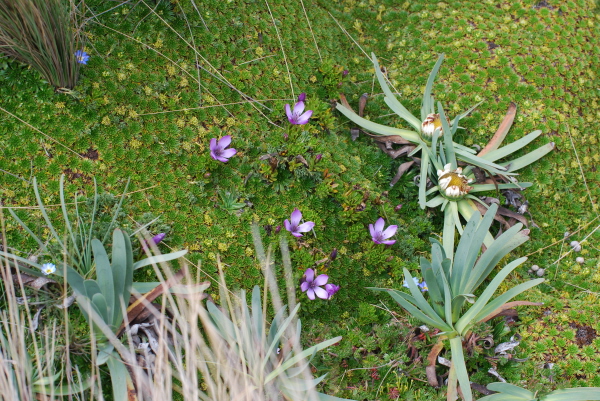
204, 286, 349, 400
478, 383, 600, 401
336, 53, 554, 210
371, 204, 544, 401
0, 175, 181, 278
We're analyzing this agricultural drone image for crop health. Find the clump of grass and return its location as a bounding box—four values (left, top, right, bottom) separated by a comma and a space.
0, 0, 85, 90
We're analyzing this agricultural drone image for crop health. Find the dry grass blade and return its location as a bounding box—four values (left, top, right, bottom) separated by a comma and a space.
0, 0, 84, 89
478, 102, 517, 157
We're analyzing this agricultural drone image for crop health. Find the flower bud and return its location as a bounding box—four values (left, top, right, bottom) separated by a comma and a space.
342, 69, 349, 77
152, 233, 166, 245
394, 204, 403, 211
421, 113, 443, 140
329, 248, 338, 261
297, 92, 306, 102
315, 154, 322, 162
275, 225, 281, 234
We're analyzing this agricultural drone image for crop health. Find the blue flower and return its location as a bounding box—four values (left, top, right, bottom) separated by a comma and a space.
403, 277, 428, 292
75, 50, 90, 65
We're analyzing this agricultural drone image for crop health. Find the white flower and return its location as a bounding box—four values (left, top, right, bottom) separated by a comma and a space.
421, 113, 443, 140
41, 263, 56, 275
436, 163, 473, 199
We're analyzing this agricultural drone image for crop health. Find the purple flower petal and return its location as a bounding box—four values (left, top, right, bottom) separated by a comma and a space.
300, 281, 310, 292
292, 101, 305, 116
374, 218, 385, 233
304, 268, 314, 282
381, 239, 396, 245
210, 138, 217, 151
294, 110, 313, 125
218, 135, 232, 148
297, 221, 314, 233
313, 287, 329, 299
291, 231, 303, 237
290, 208, 302, 226
284, 219, 291, 231
285, 104, 293, 122
369, 223, 375, 238
298, 93, 306, 102
220, 148, 237, 158
313, 274, 329, 286
381, 225, 398, 240
307, 288, 316, 300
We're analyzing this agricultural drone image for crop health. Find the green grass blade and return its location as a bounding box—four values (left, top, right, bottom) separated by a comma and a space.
133, 249, 188, 270
7, 208, 45, 251
481, 130, 543, 162
101, 178, 130, 244
106, 353, 129, 401
59, 175, 81, 264
469, 182, 532, 193
468, 225, 529, 291
455, 257, 528, 334
335, 103, 420, 141
455, 148, 508, 173
419, 151, 429, 209
438, 102, 456, 169
403, 269, 449, 327
450, 336, 473, 401
443, 206, 456, 261
32, 177, 64, 250
421, 54, 444, 119
371, 288, 452, 331
474, 279, 544, 323
486, 383, 534, 399
252, 285, 264, 342
451, 207, 482, 293
544, 388, 600, 401
265, 335, 342, 385
501, 142, 556, 172
420, 257, 444, 316
371, 53, 421, 130
110, 229, 127, 328
450, 101, 483, 125
91, 239, 115, 325
425, 194, 445, 208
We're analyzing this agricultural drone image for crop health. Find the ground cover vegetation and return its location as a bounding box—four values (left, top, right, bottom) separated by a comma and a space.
0, 0, 600, 400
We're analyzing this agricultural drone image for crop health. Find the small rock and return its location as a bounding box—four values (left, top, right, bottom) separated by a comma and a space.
570, 241, 582, 252
536, 268, 545, 277
531, 265, 540, 271
576, 257, 585, 264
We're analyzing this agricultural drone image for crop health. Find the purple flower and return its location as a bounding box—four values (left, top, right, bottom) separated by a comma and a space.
300, 268, 329, 300
285, 101, 313, 125
297, 92, 306, 102
369, 218, 397, 245
75, 50, 90, 65
325, 283, 340, 299
151, 233, 165, 245
342, 69, 349, 77
210, 135, 237, 162
284, 208, 315, 237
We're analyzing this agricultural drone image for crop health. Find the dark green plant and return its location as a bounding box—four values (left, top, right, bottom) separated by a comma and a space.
371, 204, 544, 401
479, 382, 600, 401
0, 0, 85, 90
